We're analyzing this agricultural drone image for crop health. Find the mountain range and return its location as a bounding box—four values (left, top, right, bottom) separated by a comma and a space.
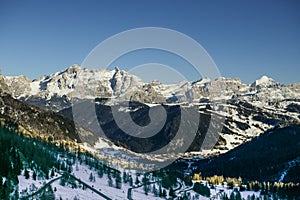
1, 65, 300, 160
4, 64, 300, 109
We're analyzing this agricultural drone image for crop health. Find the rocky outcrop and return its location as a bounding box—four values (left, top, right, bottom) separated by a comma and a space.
0, 71, 9, 94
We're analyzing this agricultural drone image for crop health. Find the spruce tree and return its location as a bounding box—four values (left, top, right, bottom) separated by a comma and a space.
89, 173, 94, 182
24, 169, 30, 179
129, 175, 133, 186
108, 175, 113, 187
169, 187, 175, 198
51, 168, 55, 177
98, 168, 103, 178
32, 171, 37, 181
135, 176, 140, 185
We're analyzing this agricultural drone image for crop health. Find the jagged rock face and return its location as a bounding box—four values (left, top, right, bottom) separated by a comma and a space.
130, 84, 166, 103
191, 77, 249, 100
0, 71, 10, 94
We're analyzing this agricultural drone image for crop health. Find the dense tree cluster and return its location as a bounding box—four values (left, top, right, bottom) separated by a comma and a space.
193, 174, 300, 199
193, 182, 210, 197
0, 127, 65, 199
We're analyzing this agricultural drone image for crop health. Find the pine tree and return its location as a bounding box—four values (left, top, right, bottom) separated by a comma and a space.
24, 169, 30, 179
1, 181, 10, 200
60, 176, 66, 186
108, 175, 113, 187
68, 166, 72, 173
169, 187, 175, 198
159, 185, 163, 197
98, 167, 103, 178
230, 192, 235, 200
116, 172, 122, 189
129, 175, 133, 186
222, 193, 229, 200
46, 171, 49, 180
135, 176, 140, 185
193, 182, 210, 197
0, 178, 3, 199
235, 191, 242, 200
142, 175, 149, 195
152, 185, 158, 196
123, 171, 128, 183
51, 168, 55, 177
89, 173, 94, 182
162, 189, 167, 197
14, 150, 22, 175
32, 171, 37, 181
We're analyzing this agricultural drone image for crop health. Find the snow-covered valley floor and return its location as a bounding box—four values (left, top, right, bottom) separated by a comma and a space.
18, 161, 261, 200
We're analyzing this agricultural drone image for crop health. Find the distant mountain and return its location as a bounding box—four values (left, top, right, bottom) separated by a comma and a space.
4, 65, 164, 111
191, 124, 300, 183
4, 65, 300, 110
1, 65, 300, 158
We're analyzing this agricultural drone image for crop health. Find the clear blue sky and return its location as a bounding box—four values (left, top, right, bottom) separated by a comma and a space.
0, 0, 299, 84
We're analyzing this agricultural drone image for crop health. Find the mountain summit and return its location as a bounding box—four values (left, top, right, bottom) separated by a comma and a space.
251, 75, 276, 87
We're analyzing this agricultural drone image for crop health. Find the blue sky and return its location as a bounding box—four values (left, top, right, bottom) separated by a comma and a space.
0, 0, 299, 84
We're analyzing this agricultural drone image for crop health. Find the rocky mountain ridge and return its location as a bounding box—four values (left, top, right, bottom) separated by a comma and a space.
4, 65, 300, 108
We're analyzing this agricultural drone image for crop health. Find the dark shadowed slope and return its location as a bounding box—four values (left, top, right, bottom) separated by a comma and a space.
194, 124, 300, 183
0, 93, 80, 142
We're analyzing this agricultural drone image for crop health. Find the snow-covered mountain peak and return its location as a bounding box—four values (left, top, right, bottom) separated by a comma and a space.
251, 75, 276, 87
192, 77, 211, 87
65, 64, 81, 73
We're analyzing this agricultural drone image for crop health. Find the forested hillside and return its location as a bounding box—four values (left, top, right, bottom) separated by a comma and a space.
0, 126, 68, 199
